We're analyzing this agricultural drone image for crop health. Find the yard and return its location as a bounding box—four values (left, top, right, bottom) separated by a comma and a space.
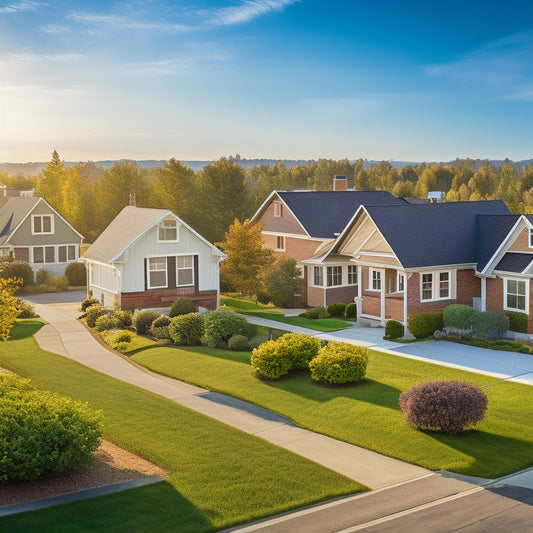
0, 320, 364, 533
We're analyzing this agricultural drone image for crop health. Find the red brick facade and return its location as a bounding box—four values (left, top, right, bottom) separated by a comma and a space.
121, 288, 218, 311
362, 290, 381, 317
385, 293, 404, 321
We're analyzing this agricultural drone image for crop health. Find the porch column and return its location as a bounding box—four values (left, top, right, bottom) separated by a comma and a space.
481, 276, 487, 312
357, 265, 362, 323
403, 273, 408, 328
323, 266, 327, 308
380, 268, 385, 326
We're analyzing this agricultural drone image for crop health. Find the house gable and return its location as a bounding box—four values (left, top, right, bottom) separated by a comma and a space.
254, 192, 309, 237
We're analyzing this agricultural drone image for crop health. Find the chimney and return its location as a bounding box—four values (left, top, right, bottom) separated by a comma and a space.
129, 192, 136, 206
333, 175, 347, 191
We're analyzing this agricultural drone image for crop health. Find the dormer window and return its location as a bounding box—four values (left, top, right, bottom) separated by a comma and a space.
32, 214, 54, 235
158, 219, 178, 242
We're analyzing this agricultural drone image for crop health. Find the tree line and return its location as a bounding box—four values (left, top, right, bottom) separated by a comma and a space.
2, 151, 533, 244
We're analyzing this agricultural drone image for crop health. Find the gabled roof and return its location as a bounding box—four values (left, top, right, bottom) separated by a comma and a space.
494, 252, 533, 273
475, 214, 520, 272
356, 200, 510, 269
84, 206, 225, 264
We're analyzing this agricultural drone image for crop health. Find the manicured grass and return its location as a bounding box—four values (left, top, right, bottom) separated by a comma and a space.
0, 321, 365, 532
131, 341, 533, 479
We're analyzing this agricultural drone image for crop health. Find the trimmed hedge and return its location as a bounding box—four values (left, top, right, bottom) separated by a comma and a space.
327, 303, 346, 318
309, 342, 368, 384
299, 307, 329, 320
169, 313, 205, 346
506, 311, 528, 334
203, 308, 248, 348
408, 311, 444, 339
275, 333, 321, 370
385, 319, 404, 339
65, 262, 87, 286
399, 380, 488, 434
251, 340, 292, 379
0, 374, 102, 481
443, 304, 479, 330
345, 303, 357, 320
169, 298, 198, 318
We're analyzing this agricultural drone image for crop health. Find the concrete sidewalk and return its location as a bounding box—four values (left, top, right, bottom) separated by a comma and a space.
27, 297, 428, 490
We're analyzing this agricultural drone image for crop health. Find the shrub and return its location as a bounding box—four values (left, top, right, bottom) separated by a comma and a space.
114, 309, 133, 328
228, 334, 250, 351
385, 320, 404, 339
151, 315, 171, 340
84, 304, 108, 328
0, 260, 34, 286
275, 333, 321, 370
345, 302, 357, 320
169, 313, 205, 345
299, 307, 329, 320
506, 311, 528, 334
203, 308, 248, 347
408, 311, 444, 339
50, 275, 69, 290
472, 310, 508, 340
95, 313, 122, 331
81, 295, 100, 312
255, 290, 271, 305
16, 299, 38, 318
0, 374, 103, 481
251, 340, 292, 379
100, 329, 134, 352
443, 304, 479, 330
36, 267, 50, 285
169, 298, 198, 318
327, 303, 346, 318
132, 309, 161, 335
309, 342, 368, 384
65, 262, 87, 286
399, 380, 488, 434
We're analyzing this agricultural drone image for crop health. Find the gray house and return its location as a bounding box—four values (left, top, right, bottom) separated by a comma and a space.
0, 197, 83, 279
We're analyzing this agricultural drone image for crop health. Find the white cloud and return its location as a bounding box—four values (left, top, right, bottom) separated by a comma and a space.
0, 0, 39, 15
0, 52, 85, 65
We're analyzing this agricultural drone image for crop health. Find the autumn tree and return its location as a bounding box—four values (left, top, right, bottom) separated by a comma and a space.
216, 218, 274, 296
468, 165, 498, 199
0, 278, 22, 341
35, 150, 68, 212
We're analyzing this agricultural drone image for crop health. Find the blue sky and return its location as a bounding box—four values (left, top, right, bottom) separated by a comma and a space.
1, 0, 532, 163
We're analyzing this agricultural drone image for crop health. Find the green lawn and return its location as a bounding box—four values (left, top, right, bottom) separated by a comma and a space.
220, 295, 352, 332
130, 342, 533, 479
0, 321, 365, 533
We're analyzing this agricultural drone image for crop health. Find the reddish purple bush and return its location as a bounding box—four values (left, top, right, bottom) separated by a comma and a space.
399, 380, 488, 434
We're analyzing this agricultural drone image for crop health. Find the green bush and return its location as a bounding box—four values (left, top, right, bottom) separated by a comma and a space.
151, 315, 171, 340
255, 290, 271, 305
327, 303, 346, 318
203, 308, 248, 347
275, 333, 321, 370
505, 311, 528, 334
0, 260, 34, 286
65, 262, 87, 286
100, 329, 134, 352
114, 309, 133, 328
81, 295, 100, 312
251, 340, 292, 379
132, 309, 161, 335
228, 334, 250, 351
169, 313, 205, 346
385, 320, 404, 339
443, 304, 479, 330
299, 307, 329, 319
169, 298, 198, 318
345, 302, 357, 320
16, 299, 38, 318
36, 267, 50, 285
50, 275, 69, 290
84, 304, 108, 328
94, 313, 122, 331
0, 374, 103, 481
408, 311, 444, 339
309, 342, 368, 384
473, 310, 508, 340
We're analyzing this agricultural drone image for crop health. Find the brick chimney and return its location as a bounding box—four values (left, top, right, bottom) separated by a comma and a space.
333, 175, 347, 191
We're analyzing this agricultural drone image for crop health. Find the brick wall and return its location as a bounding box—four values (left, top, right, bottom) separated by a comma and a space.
385, 294, 404, 321
362, 290, 380, 317
121, 288, 218, 311
263, 234, 323, 263
485, 277, 503, 312
325, 286, 357, 307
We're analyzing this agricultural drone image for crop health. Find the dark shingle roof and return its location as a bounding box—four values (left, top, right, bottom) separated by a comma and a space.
475, 214, 519, 271
364, 200, 511, 268
0, 197, 41, 245
494, 252, 533, 273
278, 191, 407, 239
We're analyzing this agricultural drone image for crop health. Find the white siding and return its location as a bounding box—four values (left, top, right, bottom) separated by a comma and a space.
88, 262, 121, 295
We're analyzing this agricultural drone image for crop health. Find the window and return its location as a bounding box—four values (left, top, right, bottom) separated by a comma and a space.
273, 202, 283, 217
33, 246, 55, 264
58, 245, 76, 263
421, 273, 433, 300
276, 235, 285, 251
348, 265, 358, 285
327, 266, 342, 287
421, 270, 454, 301
398, 273, 405, 292
439, 272, 449, 298
32, 215, 54, 235
148, 257, 167, 289
530, 228, 533, 248
369, 269, 381, 291
313, 266, 323, 286
177, 255, 194, 286
505, 278, 527, 312
159, 219, 178, 241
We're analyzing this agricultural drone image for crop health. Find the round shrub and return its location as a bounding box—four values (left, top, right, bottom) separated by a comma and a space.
81, 295, 100, 312
0, 374, 103, 481
275, 333, 321, 370
84, 304, 108, 328
443, 304, 479, 330
0, 260, 34, 286
151, 314, 171, 340
169, 313, 205, 345
505, 311, 528, 334
327, 303, 346, 318
385, 319, 404, 339
251, 340, 292, 379
399, 380, 488, 434
408, 311, 444, 339
17, 299, 38, 318
50, 275, 69, 290
36, 267, 50, 285
228, 334, 250, 351
132, 309, 161, 335
255, 290, 271, 305
299, 307, 329, 320
345, 302, 357, 320
65, 262, 87, 286
309, 342, 368, 384
114, 309, 133, 328
203, 308, 248, 347
94, 313, 122, 331
169, 298, 198, 318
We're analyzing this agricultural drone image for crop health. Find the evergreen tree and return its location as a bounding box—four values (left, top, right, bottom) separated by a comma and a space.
35, 150, 67, 211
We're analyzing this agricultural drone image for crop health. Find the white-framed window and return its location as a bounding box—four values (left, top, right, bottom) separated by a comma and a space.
33, 246, 55, 264
397, 273, 405, 292
273, 202, 283, 217
158, 219, 178, 242
148, 257, 167, 289
58, 245, 76, 263
504, 278, 528, 312
348, 265, 358, 285
276, 235, 285, 251
420, 270, 454, 302
177, 255, 194, 287
327, 266, 342, 287
313, 266, 323, 286
529, 228, 533, 248
369, 268, 381, 291
32, 214, 54, 235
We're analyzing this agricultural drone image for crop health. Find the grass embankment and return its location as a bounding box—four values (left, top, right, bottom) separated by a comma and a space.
220, 296, 352, 332
0, 321, 365, 533
130, 341, 533, 479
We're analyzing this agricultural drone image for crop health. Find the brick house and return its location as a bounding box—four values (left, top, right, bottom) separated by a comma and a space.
81, 206, 226, 311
